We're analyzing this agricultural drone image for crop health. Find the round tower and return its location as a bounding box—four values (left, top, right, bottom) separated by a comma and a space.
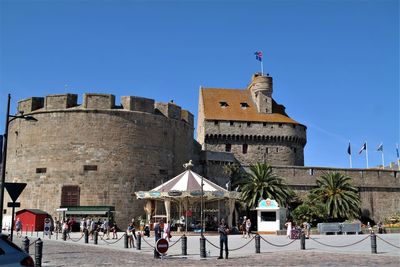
248, 73, 273, 114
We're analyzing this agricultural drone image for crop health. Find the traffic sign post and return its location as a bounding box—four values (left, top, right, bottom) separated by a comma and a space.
156, 238, 169, 259
44, 218, 51, 238
5, 182, 27, 241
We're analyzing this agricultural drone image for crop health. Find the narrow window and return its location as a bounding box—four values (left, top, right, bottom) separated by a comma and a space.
214, 120, 219, 125
309, 169, 314, 176
247, 122, 251, 127
225, 144, 231, 152
292, 125, 296, 129
242, 144, 248, 154
36, 168, 47, 174
219, 101, 228, 108
276, 147, 279, 152
266, 147, 269, 154
263, 122, 267, 127
293, 148, 297, 153
84, 165, 97, 171
230, 121, 234, 126
279, 123, 283, 128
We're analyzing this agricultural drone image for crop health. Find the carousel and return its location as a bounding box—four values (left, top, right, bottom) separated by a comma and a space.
135, 161, 240, 231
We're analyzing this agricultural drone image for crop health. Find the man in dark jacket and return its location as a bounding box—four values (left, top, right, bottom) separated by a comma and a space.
154, 220, 162, 258
218, 219, 229, 259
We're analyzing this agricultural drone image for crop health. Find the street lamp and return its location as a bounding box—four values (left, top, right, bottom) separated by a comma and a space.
0, 94, 37, 232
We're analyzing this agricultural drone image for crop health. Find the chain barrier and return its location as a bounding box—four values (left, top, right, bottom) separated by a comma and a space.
376, 235, 400, 249
260, 236, 298, 247
28, 238, 41, 248
67, 233, 85, 242
168, 235, 183, 248
205, 236, 255, 251
309, 234, 370, 248
205, 238, 220, 249
141, 236, 155, 248
99, 233, 126, 245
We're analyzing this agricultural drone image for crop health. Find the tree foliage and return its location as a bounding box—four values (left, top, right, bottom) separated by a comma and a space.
239, 163, 294, 209
311, 172, 361, 220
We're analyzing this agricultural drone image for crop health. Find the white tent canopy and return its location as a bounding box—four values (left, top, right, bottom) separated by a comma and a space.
135, 162, 239, 228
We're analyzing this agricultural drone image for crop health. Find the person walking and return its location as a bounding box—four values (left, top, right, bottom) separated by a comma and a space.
15, 218, 23, 238
241, 216, 247, 238
245, 218, 252, 238
217, 219, 229, 259
154, 220, 162, 258
127, 223, 135, 248
163, 220, 171, 242
285, 220, 292, 238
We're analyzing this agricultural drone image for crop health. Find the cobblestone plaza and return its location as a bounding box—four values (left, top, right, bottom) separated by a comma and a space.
7, 231, 400, 266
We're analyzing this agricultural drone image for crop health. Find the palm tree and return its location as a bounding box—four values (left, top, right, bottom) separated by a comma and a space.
311, 172, 361, 220
239, 163, 294, 209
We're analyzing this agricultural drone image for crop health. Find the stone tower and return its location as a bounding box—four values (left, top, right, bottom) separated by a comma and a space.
248, 73, 273, 114
197, 73, 307, 166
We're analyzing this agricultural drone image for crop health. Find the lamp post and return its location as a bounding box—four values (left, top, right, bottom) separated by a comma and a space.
200, 175, 204, 237
0, 94, 37, 232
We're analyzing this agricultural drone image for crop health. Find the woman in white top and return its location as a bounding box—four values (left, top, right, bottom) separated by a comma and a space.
163, 220, 171, 241
285, 221, 292, 238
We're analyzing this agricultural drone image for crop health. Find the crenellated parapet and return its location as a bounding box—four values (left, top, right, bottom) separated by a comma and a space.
17, 93, 193, 126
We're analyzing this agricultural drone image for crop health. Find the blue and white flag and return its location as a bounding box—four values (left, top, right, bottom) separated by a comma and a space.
377, 143, 383, 152
358, 142, 367, 154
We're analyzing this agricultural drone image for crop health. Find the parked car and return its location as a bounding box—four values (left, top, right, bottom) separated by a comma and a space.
0, 233, 34, 267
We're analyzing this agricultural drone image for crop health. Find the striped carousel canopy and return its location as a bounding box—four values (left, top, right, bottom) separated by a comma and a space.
135, 168, 239, 200
152, 170, 226, 192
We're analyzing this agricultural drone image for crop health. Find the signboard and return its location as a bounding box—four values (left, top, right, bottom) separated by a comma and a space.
156, 238, 169, 254
5, 183, 27, 202
44, 218, 51, 235
7, 202, 20, 208
168, 190, 182, 197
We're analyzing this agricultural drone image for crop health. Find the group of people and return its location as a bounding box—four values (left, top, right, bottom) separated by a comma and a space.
285, 220, 311, 239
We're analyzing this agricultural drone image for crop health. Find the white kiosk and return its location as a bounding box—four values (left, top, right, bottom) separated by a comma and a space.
256, 198, 286, 233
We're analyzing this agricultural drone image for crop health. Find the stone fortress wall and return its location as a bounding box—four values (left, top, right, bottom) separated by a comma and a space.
202, 159, 400, 222
5, 93, 194, 226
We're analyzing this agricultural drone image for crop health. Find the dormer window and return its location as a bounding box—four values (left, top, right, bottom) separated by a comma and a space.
219, 101, 229, 108
240, 102, 249, 109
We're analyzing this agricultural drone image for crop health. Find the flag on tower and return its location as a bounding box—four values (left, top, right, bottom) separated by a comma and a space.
396, 144, 399, 158
377, 143, 383, 152
255, 51, 263, 62
359, 142, 367, 154
347, 142, 351, 155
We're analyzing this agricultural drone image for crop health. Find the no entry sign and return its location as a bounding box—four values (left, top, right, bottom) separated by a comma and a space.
156, 238, 169, 254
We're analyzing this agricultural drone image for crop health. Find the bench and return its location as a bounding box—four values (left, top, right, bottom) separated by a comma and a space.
317, 223, 361, 235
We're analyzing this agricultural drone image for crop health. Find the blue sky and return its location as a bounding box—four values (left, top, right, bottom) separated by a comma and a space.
0, 0, 398, 168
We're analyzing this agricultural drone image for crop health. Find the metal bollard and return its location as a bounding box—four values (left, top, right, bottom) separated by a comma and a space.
35, 238, 43, 267
94, 231, 98, 245
371, 232, 377, 254
62, 230, 67, 241
84, 229, 89, 244
124, 234, 128, 249
22, 236, 30, 254
255, 234, 260, 253
136, 234, 141, 250
181, 234, 187, 255
200, 235, 206, 258
300, 232, 306, 250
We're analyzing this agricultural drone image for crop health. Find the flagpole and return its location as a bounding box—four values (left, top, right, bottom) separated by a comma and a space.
397, 143, 400, 170
381, 150, 385, 169
261, 60, 264, 76
365, 141, 369, 168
